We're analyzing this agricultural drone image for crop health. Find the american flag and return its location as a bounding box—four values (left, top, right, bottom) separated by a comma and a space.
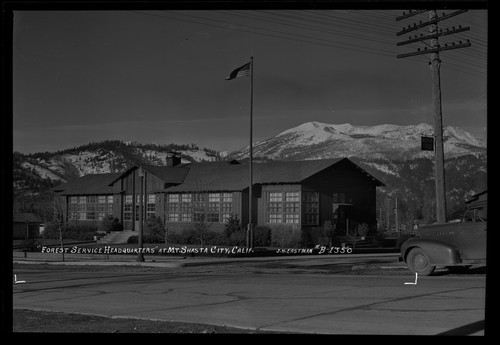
225, 62, 251, 80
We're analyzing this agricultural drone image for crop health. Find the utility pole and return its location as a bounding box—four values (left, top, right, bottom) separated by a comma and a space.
396, 9, 471, 223
394, 197, 399, 233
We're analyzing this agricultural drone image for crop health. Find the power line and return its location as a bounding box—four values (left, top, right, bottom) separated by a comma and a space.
132, 10, 398, 58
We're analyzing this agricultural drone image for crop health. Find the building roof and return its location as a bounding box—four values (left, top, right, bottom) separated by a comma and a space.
52, 173, 122, 195
51, 158, 385, 195
164, 158, 384, 193
13, 213, 42, 223
108, 164, 189, 186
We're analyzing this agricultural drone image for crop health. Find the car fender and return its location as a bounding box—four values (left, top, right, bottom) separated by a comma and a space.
401, 238, 462, 265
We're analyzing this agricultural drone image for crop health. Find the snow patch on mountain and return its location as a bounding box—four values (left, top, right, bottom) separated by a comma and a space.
233, 121, 485, 163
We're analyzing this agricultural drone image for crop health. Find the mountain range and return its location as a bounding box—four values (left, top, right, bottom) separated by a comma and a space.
230, 121, 486, 161
13, 122, 487, 227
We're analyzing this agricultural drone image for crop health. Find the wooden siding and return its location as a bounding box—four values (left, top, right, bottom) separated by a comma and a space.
302, 161, 378, 235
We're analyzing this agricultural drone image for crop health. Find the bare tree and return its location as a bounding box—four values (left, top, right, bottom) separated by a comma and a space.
40, 192, 66, 262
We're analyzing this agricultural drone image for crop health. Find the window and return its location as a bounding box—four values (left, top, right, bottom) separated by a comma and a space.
180, 202, 192, 222
168, 194, 179, 203
285, 214, 300, 224
266, 191, 301, 224
465, 206, 487, 222
98, 195, 106, 204
69, 196, 78, 204
166, 192, 233, 223
209, 193, 220, 202
207, 202, 220, 222
269, 192, 283, 202
181, 194, 192, 202
147, 194, 156, 217
268, 213, 282, 223
267, 192, 284, 223
124, 196, 133, 221
302, 191, 319, 225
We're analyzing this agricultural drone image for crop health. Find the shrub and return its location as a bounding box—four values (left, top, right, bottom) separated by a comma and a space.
253, 226, 271, 247
224, 214, 242, 238
202, 231, 229, 246
42, 222, 98, 241
271, 225, 301, 248
99, 216, 124, 233
171, 229, 200, 245
145, 215, 166, 243
229, 229, 246, 246
302, 221, 337, 247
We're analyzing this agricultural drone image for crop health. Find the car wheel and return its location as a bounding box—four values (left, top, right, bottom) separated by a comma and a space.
406, 247, 435, 276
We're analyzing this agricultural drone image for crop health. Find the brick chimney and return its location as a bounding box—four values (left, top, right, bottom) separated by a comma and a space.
166, 151, 181, 167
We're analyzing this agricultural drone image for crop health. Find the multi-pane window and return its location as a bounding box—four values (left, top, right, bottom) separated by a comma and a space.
167, 194, 179, 221
68, 194, 113, 221
192, 193, 206, 222
267, 191, 301, 224
166, 192, 233, 223
180, 205, 192, 222
146, 194, 156, 218
302, 191, 319, 225
221, 193, 233, 222
267, 192, 283, 223
284, 192, 300, 223
124, 195, 133, 221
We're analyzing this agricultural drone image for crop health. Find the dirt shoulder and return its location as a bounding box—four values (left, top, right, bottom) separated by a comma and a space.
12, 308, 288, 334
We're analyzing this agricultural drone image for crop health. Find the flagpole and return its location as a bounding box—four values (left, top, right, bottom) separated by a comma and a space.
247, 56, 254, 249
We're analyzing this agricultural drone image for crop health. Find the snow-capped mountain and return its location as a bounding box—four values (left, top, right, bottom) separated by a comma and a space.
230, 122, 486, 161
13, 140, 223, 195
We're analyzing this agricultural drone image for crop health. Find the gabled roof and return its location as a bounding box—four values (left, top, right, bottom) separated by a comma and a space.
108, 164, 189, 186
50, 158, 385, 196
52, 173, 121, 195
164, 157, 384, 193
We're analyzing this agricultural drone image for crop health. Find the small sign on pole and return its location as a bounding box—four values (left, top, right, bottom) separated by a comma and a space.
421, 136, 435, 151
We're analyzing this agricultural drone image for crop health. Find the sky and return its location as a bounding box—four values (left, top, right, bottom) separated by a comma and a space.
12, 5, 487, 154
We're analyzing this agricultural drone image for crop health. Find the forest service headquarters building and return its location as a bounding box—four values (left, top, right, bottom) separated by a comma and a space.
52, 155, 385, 237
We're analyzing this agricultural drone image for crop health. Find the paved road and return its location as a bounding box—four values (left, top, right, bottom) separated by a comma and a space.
12, 258, 486, 335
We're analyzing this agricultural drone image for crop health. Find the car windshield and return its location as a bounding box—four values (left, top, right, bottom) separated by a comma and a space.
464, 206, 487, 222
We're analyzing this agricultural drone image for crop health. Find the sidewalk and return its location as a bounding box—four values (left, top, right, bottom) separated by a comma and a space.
13, 250, 402, 268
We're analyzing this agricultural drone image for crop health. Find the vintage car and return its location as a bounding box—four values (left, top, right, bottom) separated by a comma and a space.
400, 192, 487, 276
